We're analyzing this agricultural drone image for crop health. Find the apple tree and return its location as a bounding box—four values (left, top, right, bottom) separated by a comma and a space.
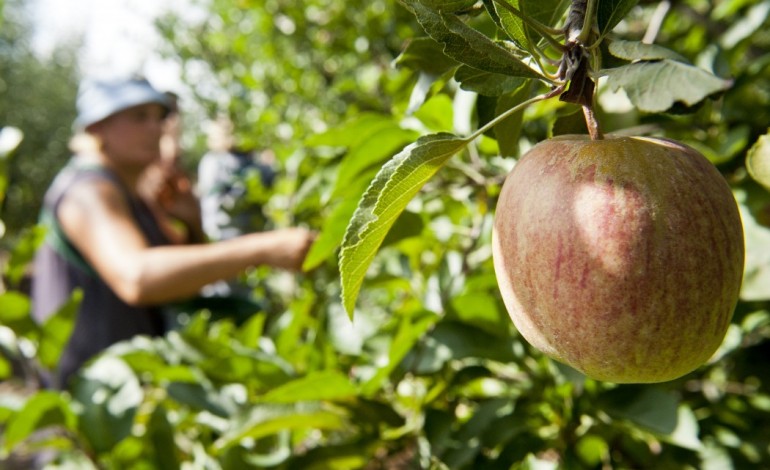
1, 0, 770, 468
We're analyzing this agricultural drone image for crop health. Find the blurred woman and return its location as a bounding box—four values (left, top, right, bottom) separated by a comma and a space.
31, 77, 314, 389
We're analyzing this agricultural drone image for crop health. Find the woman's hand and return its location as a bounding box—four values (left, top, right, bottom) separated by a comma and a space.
139, 161, 205, 243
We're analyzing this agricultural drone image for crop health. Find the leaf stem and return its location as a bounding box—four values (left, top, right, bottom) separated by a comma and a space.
468, 88, 561, 142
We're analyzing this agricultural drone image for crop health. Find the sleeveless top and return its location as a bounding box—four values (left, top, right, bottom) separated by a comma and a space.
31, 160, 171, 389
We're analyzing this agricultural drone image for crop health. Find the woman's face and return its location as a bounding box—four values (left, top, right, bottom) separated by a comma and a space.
90, 103, 167, 169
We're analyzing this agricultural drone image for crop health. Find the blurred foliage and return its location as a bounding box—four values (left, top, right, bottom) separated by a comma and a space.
0, 0, 79, 244
1, 0, 769, 469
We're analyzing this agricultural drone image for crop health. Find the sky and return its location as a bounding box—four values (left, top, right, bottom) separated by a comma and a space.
30, 0, 201, 93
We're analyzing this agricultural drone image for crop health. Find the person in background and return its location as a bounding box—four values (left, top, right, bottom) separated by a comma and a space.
31, 77, 315, 389
197, 116, 276, 242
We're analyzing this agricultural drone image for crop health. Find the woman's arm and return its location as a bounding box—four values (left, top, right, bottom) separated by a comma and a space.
57, 178, 314, 306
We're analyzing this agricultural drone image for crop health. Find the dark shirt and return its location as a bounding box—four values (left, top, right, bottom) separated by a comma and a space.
31, 160, 171, 389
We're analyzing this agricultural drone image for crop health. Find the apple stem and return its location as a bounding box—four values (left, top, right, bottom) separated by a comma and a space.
583, 104, 603, 140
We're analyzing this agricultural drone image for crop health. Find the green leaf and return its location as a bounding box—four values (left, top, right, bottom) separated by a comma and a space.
737, 190, 770, 301
403, 0, 543, 79
394, 36, 459, 76
599, 385, 679, 434
664, 405, 702, 451
166, 381, 232, 417
408, 321, 518, 374
303, 194, 364, 271
4, 224, 46, 287
362, 310, 440, 396
494, 82, 531, 157
598, 0, 639, 36
333, 126, 419, 198
455, 65, 526, 96
213, 403, 347, 452
148, 405, 181, 470
419, 0, 479, 12
3, 391, 77, 451
340, 133, 468, 317
601, 60, 732, 112
492, 0, 570, 50
0, 291, 31, 325
305, 113, 395, 148
259, 371, 358, 403
747, 130, 770, 191
37, 289, 82, 370
71, 356, 144, 453
608, 39, 688, 62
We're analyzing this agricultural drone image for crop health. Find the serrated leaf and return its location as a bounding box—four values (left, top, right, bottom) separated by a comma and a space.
340, 133, 468, 317
598, 0, 639, 36
602, 60, 732, 112
492, 0, 570, 50
747, 130, 770, 191
455, 64, 526, 96
403, 0, 543, 79
303, 195, 362, 271
608, 39, 688, 63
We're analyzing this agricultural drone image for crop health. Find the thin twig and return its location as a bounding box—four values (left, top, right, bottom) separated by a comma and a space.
642, 0, 672, 44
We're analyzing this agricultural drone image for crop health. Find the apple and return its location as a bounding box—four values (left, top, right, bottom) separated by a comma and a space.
492, 135, 745, 383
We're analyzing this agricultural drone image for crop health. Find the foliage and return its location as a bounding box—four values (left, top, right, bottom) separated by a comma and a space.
1, 0, 770, 469
0, 0, 79, 243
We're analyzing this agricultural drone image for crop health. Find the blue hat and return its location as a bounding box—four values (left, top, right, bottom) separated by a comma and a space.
75, 77, 170, 130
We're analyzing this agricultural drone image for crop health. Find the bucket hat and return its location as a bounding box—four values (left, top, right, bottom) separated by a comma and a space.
75, 77, 170, 130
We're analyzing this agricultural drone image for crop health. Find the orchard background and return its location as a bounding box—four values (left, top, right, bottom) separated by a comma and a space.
2, 0, 770, 468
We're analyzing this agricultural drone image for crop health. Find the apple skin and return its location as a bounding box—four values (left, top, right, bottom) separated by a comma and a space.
492, 135, 745, 383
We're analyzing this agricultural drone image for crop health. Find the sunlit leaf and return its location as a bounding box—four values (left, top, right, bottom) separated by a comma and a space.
340, 133, 468, 317
213, 403, 347, 452
664, 405, 702, 451
737, 191, 770, 301
333, 126, 419, 198
71, 356, 143, 453
260, 371, 358, 403
747, 130, 770, 191
602, 60, 732, 112
0, 291, 30, 324
2, 391, 77, 452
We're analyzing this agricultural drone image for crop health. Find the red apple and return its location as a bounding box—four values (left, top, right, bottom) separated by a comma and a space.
492, 135, 744, 383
